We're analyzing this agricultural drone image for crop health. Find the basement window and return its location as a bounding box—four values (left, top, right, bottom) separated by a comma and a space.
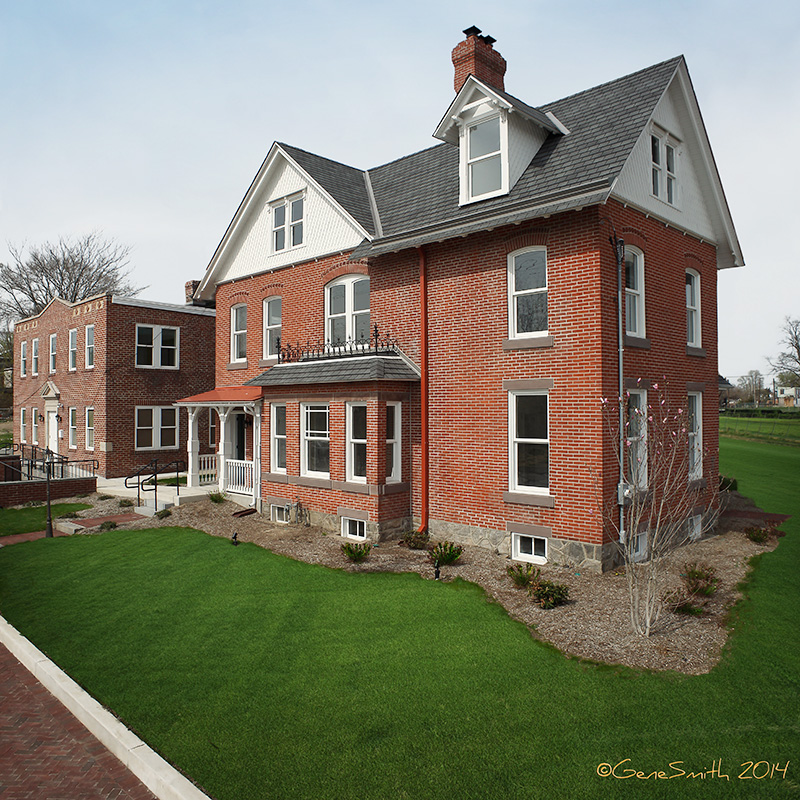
512, 533, 547, 565
342, 517, 366, 540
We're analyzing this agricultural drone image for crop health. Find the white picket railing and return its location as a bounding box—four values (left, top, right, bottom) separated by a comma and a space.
226, 458, 254, 495
198, 454, 217, 485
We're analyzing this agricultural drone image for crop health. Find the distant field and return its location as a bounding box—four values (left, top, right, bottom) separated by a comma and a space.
720, 414, 800, 444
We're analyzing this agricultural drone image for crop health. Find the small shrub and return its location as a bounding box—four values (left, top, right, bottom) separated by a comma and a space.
529, 579, 569, 609
683, 563, 717, 597
57, 511, 81, 519
341, 541, 372, 562
96, 494, 114, 501
208, 491, 226, 504
155, 508, 172, 520
745, 526, 769, 543
719, 475, 738, 492
400, 529, 430, 550
663, 589, 705, 615
507, 563, 540, 589
119, 498, 135, 508
429, 541, 463, 566
99, 521, 117, 531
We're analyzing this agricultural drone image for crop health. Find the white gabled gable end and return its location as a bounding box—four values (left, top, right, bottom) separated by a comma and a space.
434, 76, 566, 206
196, 144, 372, 300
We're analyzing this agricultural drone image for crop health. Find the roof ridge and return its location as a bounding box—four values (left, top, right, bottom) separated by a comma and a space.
277, 142, 365, 174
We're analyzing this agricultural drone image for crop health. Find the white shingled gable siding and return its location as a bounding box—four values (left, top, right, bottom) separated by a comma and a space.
215, 158, 366, 284
614, 81, 715, 242
508, 112, 548, 192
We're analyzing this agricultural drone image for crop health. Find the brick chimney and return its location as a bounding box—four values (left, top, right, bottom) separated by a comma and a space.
185, 280, 201, 304
451, 26, 507, 93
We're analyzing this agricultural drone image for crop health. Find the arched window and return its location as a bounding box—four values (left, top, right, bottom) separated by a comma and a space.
325, 275, 370, 345
624, 246, 645, 338
263, 297, 282, 358
685, 269, 701, 347
231, 304, 247, 362
508, 247, 547, 338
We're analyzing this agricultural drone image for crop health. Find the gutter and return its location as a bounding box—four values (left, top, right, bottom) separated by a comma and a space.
417, 246, 429, 533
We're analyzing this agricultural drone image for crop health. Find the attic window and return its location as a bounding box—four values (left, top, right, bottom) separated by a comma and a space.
651, 130, 678, 206
468, 116, 503, 198
272, 194, 304, 252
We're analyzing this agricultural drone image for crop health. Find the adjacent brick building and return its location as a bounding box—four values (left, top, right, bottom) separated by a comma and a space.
13, 294, 216, 478
179, 29, 743, 570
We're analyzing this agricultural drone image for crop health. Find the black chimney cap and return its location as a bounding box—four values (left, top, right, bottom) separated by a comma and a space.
479, 34, 496, 45
463, 25, 481, 37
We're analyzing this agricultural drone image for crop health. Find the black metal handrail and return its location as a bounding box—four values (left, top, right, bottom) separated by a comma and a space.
125, 459, 186, 508
277, 325, 398, 364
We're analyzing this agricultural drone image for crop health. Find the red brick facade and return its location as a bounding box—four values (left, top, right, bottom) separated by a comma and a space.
13, 296, 216, 479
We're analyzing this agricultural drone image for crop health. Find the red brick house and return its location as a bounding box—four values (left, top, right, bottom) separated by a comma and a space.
179, 29, 742, 570
13, 293, 215, 478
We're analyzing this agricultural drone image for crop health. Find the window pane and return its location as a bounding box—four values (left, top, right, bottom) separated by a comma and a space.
516, 292, 547, 334
469, 117, 500, 159
666, 145, 675, 173
267, 298, 282, 326
268, 327, 281, 355
533, 537, 546, 558
137, 327, 153, 346
291, 198, 303, 222
86, 408, 94, 428
274, 405, 286, 436
274, 205, 285, 227
386, 443, 394, 476
517, 395, 547, 439
274, 228, 285, 251
353, 279, 369, 311
291, 221, 303, 246
307, 440, 329, 473
354, 312, 370, 342
352, 405, 367, 440
330, 316, 346, 344
470, 155, 502, 196
386, 405, 395, 440
276, 438, 286, 471
514, 250, 546, 292
626, 293, 638, 333
687, 309, 696, 343
161, 426, 176, 448
329, 284, 345, 315
161, 408, 176, 428
625, 252, 639, 290
652, 167, 660, 196
353, 442, 367, 478
162, 328, 176, 348
517, 442, 548, 487
307, 406, 328, 434
651, 135, 660, 165
137, 408, 153, 428
235, 332, 247, 360
519, 535, 533, 555
234, 306, 246, 330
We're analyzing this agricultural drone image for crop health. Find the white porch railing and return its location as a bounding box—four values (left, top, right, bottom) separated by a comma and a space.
226, 458, 254, 495
198, 454, 217, 486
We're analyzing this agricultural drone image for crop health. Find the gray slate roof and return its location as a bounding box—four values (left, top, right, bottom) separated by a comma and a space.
246, 354, 420, 387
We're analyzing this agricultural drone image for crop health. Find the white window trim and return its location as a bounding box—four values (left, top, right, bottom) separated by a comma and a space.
262, 296, 282, 360
632, 529, 648, 562
271, 504, 289, 524
209, 409, 217, 449
346, 402, 368, 484
49, 334, 57, 373
20, 407, 27, 443
688, 392, 703, 481
325, 274, 370, 346
300, 403, 330, 479
135, 406, 179, 451
270, 403, 287, 475
685, 269, 701, 348
136, 324, 180, 369
230, 304, 247, 363
271, 192, 305, 254
31, 338, 39, 375
508, 391, 550, 495
68, 329, 78, 371
31, 409, 39, 445
341, 517, 367, 541
511, 532, 547, 565
624, 246, 646, 339
85, 407, 95, 451
507, 246, 548, 339
459, 112, 510, 205
651, 128, 679, 207
68, 407, 78, 449
386, 401, 401, 483
85, 325, 95, 369
626, 389, 648, 490
20, 341, 27, 377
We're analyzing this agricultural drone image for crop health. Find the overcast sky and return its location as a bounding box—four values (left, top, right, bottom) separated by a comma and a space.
2, 0, 798, 383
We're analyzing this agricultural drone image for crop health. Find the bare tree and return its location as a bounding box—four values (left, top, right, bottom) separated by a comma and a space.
599, 382, 718, 637
737, 370, 766, 405
0, 232, 143, 322
769, 317, 800, 384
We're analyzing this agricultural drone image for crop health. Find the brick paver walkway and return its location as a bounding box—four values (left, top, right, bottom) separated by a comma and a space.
0, 514, 141, 547
0, 643, 157, 800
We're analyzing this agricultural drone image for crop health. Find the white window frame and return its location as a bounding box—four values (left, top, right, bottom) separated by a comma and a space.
651, 129, 679, 206
208, 409, 217, 448
341, 517, 367, 540
688, 514, 702, 542
461, 113, 508, 204
509, 391, 550, 494
624, 246, 646, 339
508, 246, 548, 338
31, 338, 39, 375
511, 533, 547, 565
632, 529, 648, 562
68, 329, 78, 371
20, 341, 27, 377
68, 407, 78, 449
685, 269, 701, 347
20, 407, 27, 443
626, 389, 648, 490
136, 324, 179, 369
687, 392, 702, 481
49, 333, 57, 373
325, 275, 370, 346
385, 401, 401, 483
86, 407, 95, 451
271, 193, 305, 253
300, 403, 329, 478
346, 402, 367, 484
230, 304, 247, 363
270, 403, 287, 474
262, 296, 282, 359
135, 406, 179, 451
85, 325, 94, 369
271, 504, 289, 524
31, 409, 39, 445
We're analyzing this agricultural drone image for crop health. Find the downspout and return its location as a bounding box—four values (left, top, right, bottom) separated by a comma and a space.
417, 246, 429, 533
611, 231, 626, 545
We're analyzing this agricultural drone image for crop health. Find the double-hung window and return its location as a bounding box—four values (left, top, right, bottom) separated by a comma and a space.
685, 270, 701, 347
32, 338, 39, 375
687, 393, 702, 480
651, 130, 678, 205
208, 409, 217, 448
467, 116, 503, 200
326, 275, 370, 345
263, 297, 282, 358
69, 408, 78, 448
346, 403, 367, 483
68, 329, 78, 370
20, 408, 27, 442
231, 305, 247, 362
624, 246, 645, 338
385, 402, 401, 483
135, 406, 177, 450
136, 325, 179, 368
270, 404, 287, 474
301, 403, 329, 478
20, 341, 27, 377
272, 195, 304, 252
86, 408, 95, 450
508, 247, 547, 337
509, 392, 549, 493
626, 390, 648, 489
31, 410, 39, 444
85, 325, 94, 368
49, 334, 57, 373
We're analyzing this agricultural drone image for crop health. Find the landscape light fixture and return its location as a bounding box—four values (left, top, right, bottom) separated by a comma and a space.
231, 531, 239, 546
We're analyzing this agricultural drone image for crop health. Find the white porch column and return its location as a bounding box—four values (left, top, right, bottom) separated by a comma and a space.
186, 407, 201, 487
217, 406, 233, 492
252, 401, 262, 509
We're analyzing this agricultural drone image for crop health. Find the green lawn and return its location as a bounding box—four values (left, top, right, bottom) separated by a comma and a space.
0, 503, 92, 536
720, 414, 800, 444
0, 439, 797, 798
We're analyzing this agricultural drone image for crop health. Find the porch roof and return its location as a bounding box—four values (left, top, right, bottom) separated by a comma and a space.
176, 386, 263, 405
246, 354, 420, 387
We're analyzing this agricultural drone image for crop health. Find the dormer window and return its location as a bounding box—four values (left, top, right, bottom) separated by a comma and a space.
468, 116, 503, 199
272, 194, 304, 252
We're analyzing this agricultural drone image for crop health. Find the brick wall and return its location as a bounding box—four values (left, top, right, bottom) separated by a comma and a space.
0, 477, 97, 508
